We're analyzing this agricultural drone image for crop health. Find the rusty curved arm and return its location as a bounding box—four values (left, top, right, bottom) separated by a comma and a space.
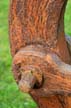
12, 45, 71, 96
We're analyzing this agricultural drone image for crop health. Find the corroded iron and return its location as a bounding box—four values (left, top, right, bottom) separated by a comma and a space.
9, 0, 71, 108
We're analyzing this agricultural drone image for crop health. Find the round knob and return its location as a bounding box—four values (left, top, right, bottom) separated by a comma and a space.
19, 69, 43, 93
12, 45, 45, 93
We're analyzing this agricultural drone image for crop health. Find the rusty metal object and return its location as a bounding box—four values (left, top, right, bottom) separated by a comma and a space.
9, 0, 71, 108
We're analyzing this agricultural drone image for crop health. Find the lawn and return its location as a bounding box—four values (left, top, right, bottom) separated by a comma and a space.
0, 0, 71, 108
0, 0, 37, 108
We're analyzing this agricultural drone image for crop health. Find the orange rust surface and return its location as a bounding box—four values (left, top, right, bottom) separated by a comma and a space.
9, 0, 70, 61
9, 0, 71, 108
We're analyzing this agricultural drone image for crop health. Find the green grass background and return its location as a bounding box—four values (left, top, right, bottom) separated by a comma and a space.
0, 0, 71, 108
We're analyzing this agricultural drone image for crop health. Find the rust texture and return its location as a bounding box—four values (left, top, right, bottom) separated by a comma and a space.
9, 0, 71, 108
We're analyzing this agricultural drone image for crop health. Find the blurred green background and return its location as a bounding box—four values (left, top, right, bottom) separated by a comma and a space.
0, 0, 71, 108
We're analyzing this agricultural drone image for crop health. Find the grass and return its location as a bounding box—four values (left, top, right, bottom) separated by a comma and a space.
0, 0, 71, 108
0, 0, 37, 108
65, 0, 71, 35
